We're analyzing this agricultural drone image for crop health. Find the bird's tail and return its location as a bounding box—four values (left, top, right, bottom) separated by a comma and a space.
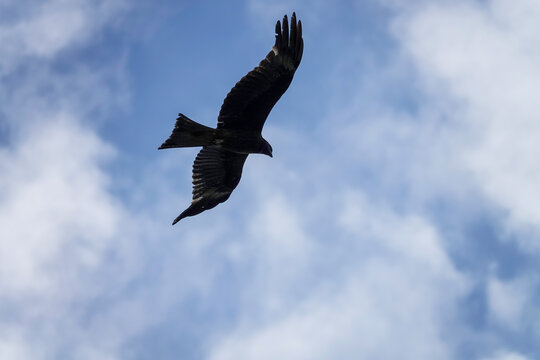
158, 114, 216, 149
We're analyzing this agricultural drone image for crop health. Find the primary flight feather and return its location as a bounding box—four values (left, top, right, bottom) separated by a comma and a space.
159, 13, 303, 224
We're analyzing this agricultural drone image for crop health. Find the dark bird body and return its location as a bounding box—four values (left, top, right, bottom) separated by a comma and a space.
159, 13, 303, 224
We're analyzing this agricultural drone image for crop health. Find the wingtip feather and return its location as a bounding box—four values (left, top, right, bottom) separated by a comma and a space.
297, 20, 302, 45
172, 211, 187, 225
290, 13, 297, 50
282, 14, 289, 47
275, 20, 282, 49
271, 13, 303, 66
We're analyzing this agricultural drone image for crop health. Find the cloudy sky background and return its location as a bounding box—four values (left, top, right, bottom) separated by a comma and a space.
1, 0, 539, 359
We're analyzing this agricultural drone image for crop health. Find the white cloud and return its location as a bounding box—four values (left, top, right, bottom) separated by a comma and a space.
207, 188, 467, 360
0, 0, 127, 73
0, 118, 120, 295
487, 275, 535, 331
0, 329, 37, 360
391, 0, 540, 249
480, 351, 530, 360
0, 80, 151, 359
0, 0, 150, 358
0, 116, 155, 359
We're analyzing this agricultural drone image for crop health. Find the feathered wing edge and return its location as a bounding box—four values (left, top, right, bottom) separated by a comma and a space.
172, 147, 247, 224
272, 12, 303, 70
216, 13, 304, 131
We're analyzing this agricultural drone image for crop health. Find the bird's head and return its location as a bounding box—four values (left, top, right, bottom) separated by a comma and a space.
260, 139, 273, 157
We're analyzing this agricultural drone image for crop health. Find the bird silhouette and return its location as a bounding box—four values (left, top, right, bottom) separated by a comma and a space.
159, 13, 303, 224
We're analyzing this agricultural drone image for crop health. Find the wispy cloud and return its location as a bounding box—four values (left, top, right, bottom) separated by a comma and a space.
487, 275, 531, 330
0, 0, 142, 358
392, 0, 540, 249
207, 189, 466, 360
0, 0, 127, 74
480, 352, 530, 360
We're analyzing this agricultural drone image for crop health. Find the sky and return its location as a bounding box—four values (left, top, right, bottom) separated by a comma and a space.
1, 0, 539, 359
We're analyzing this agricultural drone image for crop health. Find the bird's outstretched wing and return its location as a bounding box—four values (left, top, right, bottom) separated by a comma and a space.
217, 12, 303, 133
172, 147, 248, 224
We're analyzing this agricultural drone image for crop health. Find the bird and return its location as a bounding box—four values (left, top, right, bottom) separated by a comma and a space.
159, 12, 303, 225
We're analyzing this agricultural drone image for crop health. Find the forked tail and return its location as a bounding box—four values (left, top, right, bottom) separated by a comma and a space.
158, 114, 216, 149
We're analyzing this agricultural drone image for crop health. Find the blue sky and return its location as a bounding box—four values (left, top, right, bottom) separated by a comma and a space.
1, 0, 540, 359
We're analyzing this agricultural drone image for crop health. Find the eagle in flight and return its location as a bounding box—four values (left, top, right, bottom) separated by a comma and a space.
159, 13, 303, 224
